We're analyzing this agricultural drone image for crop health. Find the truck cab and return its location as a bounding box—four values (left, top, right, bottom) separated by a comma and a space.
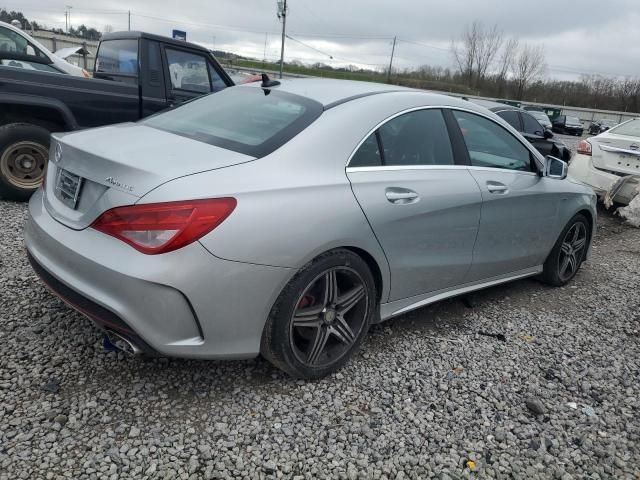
0, 31, 234, 200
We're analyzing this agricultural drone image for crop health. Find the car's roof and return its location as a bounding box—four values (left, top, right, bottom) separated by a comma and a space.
468, 98, 520, 112
240, 77, 479, 110
101, 31, 211, 53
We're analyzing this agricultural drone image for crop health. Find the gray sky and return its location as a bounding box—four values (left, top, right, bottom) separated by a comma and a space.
11, 0, 640, 80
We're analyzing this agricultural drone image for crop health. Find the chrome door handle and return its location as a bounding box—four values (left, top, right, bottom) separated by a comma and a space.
487, 183, 508, 194
385, 188, 419, 204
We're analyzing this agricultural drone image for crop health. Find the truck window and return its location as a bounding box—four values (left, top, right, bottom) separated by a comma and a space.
166, 48, 213, 94
96, 39, 139, 77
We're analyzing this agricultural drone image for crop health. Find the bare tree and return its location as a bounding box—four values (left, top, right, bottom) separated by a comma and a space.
495, 37, 518, 97
513, 44, 545, 99
451, 21, 480, 88
475, 24, 503, 85
451, 22, 503, 89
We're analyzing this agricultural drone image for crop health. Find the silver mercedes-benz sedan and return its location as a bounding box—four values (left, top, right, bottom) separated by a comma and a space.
25, 78, 597, 378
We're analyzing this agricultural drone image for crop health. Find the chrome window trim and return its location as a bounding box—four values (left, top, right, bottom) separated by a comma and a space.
345, 105, 545, 172
346, 164, 467, 173
346, 164, 539, 177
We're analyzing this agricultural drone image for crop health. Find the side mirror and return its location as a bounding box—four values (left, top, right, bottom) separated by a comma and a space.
545, 156, 567, 180
544, 129, 554, 139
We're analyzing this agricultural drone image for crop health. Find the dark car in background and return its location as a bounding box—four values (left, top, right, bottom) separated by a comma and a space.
471, 100, 572, 162
588, 119, 618, 135
552, 115, 584, 136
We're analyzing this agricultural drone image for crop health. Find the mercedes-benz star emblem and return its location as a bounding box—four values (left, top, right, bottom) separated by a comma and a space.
54, 142, 63, 163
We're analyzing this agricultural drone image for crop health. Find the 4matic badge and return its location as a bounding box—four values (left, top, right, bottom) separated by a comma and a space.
105, 176, 134, 192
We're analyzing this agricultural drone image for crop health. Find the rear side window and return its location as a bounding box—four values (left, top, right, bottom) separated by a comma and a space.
453, 110, 533, 172
96, 39, 139, 76
522, 113, 544, 135
379, 110, 454, 166
144, 87, 323, 157
496, 110, 521, 130
350, 133, 382, 167
348, 109, 454, 167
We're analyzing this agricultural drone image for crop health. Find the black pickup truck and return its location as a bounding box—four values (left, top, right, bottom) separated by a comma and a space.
0, 31, 234, 200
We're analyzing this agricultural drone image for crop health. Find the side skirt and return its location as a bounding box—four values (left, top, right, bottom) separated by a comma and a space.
379, 266, 543, 321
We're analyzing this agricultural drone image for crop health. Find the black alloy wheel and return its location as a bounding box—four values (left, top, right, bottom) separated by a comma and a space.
289, 266, 368, 368
261, 249, 376, 378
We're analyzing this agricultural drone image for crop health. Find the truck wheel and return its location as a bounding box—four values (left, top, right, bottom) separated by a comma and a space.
0, 123, 50, 201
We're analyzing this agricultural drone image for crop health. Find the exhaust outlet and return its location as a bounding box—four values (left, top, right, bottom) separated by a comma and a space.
103, 330, 141, 355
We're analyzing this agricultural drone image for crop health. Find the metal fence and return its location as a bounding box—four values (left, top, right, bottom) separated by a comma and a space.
447, 92, 639, 127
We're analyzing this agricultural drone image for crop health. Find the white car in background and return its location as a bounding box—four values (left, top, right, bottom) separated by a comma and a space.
0, 20, 88, 77
569, 118, 640, 205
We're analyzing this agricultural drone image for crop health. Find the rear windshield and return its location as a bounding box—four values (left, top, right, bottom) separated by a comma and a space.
609, 119, 640, 137
144, 87, 323, 157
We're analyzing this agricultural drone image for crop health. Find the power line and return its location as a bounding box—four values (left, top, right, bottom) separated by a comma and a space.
397, 38, 450, 52
286, 34, 332, 59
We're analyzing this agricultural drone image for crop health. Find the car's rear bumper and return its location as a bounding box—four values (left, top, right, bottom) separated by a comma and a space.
25, 188, 294, 359
568, 153, 639, 205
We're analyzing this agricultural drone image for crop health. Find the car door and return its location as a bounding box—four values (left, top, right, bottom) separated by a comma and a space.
521, 111, 554, 157
346, 108, 482, 302
450, 109, 560, 281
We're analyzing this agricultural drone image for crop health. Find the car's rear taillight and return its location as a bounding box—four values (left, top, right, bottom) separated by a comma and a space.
91, 198, 237, 254
577, 139, 592, 156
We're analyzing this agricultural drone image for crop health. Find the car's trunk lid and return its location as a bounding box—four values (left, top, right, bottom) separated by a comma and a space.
44, 123, 254, 230
591, 133, 640, 176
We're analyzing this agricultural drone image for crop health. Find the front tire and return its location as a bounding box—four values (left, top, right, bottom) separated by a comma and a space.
541, 214, 590, 286
0, 123, 50, 201
261, 249, 377, 379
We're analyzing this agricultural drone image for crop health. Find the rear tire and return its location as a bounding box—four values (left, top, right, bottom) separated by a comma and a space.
261, 249, 377, 379
541, 214, 590, 287
0, 123, 50, 201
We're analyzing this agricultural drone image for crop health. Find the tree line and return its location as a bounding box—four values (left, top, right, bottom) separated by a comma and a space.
1, 9, 100, 41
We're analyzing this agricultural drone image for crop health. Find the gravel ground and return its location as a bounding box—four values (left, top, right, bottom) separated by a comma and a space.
1, 197, 639, 479
554, 133, 586, 158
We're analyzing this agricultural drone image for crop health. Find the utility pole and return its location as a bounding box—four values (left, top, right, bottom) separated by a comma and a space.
387, 36, 397, 83
128, 10, 131, 31
263, 32, 268, 64
277, 0, 288, 79
64, 11, 68, 32
65, 5, 72, 32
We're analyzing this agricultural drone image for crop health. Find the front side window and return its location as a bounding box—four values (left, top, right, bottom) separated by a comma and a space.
522, 113, 544, 135
144, 87, 323, 157
453, 110, 533, 172
496, 110, 521, 130
96, 39, 139, 75
166, 48, 212, 93
377, 109, 454, 166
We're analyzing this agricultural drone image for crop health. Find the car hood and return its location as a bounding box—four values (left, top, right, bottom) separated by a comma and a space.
45, 123, 254, 229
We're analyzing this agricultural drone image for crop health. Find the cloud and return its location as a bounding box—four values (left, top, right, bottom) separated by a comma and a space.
13, 0, 640, 78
